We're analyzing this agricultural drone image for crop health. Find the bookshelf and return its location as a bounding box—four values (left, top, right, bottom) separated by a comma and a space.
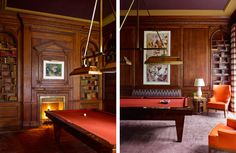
211, 30, 230, 85
0, 32, 17, 102
80, 48, 101, 103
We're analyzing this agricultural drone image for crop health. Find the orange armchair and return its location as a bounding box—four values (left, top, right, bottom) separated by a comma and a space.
207, 85, 231, 118
208, 118, 236, 152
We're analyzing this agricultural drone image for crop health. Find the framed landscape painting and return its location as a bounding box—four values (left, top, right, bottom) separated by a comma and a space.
143, 31, 171, 85
43, 60, 64, 80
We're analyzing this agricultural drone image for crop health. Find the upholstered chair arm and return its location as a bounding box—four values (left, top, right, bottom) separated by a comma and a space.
218, 129, 236, 146
227, 118, 236, 129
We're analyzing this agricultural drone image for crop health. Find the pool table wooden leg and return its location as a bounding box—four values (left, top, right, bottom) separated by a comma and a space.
53, 123, 61, 143
175, 116, 185, 142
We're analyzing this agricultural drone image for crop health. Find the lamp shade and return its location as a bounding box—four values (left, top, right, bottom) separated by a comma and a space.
194, 78, 205, 87
144, 56, 183, 65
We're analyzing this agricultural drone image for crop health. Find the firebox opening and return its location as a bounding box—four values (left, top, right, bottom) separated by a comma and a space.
40, 96, 65, 124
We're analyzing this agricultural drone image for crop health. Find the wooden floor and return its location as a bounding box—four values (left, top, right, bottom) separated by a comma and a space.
0, 125, 96, 153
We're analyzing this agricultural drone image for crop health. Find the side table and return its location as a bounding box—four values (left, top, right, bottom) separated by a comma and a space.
192, 96, 207, 113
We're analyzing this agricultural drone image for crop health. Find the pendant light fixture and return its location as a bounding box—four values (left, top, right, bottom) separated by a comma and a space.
120, 0, 183, 65
70, 0, 102, 76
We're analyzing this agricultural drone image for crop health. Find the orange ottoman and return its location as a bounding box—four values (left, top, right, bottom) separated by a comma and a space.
208, 118, 236, 152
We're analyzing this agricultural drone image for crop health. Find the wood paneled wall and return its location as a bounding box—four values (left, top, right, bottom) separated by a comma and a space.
19, 13, 100, 127
120, 16, 230, 97
0, 11, 22, 130
102, 22, 116, 114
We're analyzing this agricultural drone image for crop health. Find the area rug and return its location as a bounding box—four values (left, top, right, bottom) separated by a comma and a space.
0, 125, 96, 153
120, 112, 233, 153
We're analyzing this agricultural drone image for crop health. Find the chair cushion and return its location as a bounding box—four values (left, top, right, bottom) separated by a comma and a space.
207, 102, 227, 110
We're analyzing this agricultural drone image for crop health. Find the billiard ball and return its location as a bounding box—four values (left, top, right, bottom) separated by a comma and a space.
83, 113, 87, 117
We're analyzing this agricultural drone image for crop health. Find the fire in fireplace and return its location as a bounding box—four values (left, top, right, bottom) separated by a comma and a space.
40, 96, 65, 124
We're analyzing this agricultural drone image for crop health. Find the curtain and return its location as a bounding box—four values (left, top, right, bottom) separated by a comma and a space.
231, 23, 236, 112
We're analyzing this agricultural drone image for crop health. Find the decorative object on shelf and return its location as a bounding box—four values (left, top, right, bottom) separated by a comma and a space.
70, 0, 102, 76
43, 60, 64, 80
80, 75, 99, 100
194, 78, 205, 97
143, 31, 171, 85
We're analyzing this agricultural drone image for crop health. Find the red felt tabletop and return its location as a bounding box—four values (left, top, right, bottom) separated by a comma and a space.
50, 110, 116, 145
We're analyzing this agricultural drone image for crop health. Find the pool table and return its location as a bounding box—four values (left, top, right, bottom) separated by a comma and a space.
120, 97, 192, 142
45, 109, 116, 153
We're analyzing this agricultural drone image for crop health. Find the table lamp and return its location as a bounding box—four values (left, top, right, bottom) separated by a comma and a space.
194, 78, 205, 97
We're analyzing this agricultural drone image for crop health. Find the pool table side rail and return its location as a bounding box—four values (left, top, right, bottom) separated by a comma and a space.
45, 111, 116, 153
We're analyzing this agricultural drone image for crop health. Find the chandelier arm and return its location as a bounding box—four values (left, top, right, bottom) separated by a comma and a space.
120, 0, 135, 30
108, 0, 116, 18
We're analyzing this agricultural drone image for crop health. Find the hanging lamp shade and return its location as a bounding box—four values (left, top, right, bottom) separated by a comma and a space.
145, 56, 183, 65
100, 62, 116, 73
70, 66, 102, 75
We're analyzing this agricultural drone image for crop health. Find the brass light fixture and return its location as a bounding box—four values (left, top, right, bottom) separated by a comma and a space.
144, 55, 183, 65
143, 4, 183, 65
120, 0, 183, 65
70, 0, 102, 76
143, 30, 183, 65
70, 66, 102, 75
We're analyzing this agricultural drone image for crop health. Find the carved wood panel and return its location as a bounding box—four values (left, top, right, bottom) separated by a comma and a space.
32, 40, 71, 87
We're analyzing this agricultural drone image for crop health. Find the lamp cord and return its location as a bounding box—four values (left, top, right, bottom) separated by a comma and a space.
84, 0, 98, 66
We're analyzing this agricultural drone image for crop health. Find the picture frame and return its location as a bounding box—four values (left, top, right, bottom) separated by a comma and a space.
43, 60, 64, 80
143, 31, 171, 85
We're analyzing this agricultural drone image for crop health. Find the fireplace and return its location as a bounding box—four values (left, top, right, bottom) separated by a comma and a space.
40, 96, 65, 124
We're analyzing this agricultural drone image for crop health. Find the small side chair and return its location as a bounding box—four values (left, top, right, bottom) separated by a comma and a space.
207, 85, 231, 118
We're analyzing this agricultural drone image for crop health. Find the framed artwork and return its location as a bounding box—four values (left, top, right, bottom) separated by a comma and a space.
43, 60, 64, 80
143, 31, 171, 85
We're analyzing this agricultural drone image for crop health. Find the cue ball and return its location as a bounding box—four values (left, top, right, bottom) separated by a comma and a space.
83, 113, 87, 117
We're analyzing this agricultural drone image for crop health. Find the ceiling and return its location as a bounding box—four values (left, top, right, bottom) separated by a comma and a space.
5, 0, 236, 24
121, 0, 229, 10
120, 0, 236, 17
6, 0, 115, 22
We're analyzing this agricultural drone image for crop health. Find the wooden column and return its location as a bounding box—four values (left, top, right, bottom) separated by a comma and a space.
0, 0, 6, 10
